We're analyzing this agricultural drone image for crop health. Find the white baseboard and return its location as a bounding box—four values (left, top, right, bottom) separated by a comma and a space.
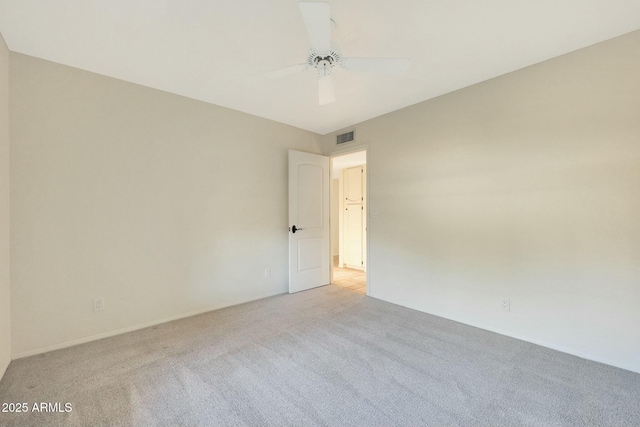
0, 358, 9, 381
12, 291, 639, 375
12, 292, 284, 360
370, 295, 640, 375
470, 322, 639, 374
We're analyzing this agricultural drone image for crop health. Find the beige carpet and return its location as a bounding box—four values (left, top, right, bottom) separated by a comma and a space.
1, 285, 639, 427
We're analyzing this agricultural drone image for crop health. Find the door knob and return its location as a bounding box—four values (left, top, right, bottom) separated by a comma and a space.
291, 225, 303, 233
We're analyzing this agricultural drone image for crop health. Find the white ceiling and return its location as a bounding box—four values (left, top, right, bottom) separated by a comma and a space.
1, 1, 639, 135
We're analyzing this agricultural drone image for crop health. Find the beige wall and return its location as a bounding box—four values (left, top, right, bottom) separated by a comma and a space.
320, 30, 640, 373
0, 33, 10, 379
10, 53, 320, 357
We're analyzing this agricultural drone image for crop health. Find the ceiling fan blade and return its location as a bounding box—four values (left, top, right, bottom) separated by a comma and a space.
299, 2, 331, 52
340, 58, 410, 76
260, 63, 308, 80
318, 75, 335, 105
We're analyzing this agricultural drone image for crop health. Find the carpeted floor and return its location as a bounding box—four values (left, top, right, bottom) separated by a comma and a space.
1, 286, 639, 427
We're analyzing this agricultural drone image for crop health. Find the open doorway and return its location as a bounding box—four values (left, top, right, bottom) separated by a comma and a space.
330, 150, 367, 294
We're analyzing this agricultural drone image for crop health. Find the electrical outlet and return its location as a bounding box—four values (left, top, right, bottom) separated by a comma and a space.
264, 267, 271, 278
501, 298, 510, 312
94, 297, 105, 312
371, 209, 380, 218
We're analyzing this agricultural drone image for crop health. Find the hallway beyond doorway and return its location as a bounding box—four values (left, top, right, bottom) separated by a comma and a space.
332, 255, 366, 294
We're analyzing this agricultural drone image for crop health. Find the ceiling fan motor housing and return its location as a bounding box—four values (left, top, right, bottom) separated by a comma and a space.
308, 48, 341, 77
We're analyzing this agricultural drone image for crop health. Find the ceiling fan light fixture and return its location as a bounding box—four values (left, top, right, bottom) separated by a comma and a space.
261, 2, 410, 105
317, 60, 331, 77
307, 48, 341, 68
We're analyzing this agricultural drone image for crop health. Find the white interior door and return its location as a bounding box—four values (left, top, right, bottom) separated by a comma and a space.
289, 150, 330, 293
342, 165, 365, 270
345, 205, 363, 268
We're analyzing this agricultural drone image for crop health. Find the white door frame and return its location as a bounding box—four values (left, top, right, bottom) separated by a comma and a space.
329, 147, 369, 295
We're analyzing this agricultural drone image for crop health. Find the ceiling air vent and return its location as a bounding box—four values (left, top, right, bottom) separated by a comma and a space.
336, 131, 355, 145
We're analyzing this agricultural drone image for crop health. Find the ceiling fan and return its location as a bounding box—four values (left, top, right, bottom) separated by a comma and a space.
264, 2, 410, 105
